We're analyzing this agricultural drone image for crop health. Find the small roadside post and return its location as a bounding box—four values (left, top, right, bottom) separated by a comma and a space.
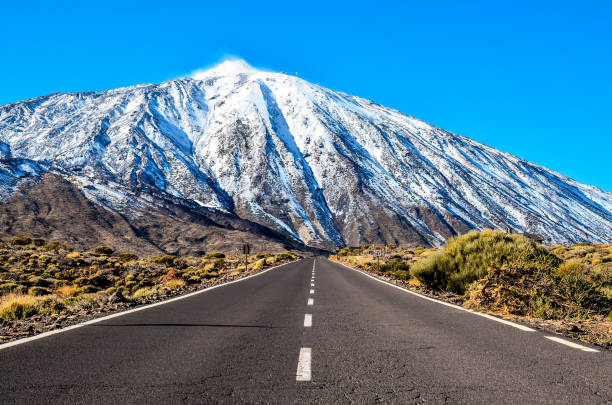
243, 244, 250, 272
375, 246, 382, 272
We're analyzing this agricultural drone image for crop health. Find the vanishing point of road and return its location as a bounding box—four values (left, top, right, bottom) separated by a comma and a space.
1, 258, 610, 403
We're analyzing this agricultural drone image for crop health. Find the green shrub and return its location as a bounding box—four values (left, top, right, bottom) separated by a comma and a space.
32, 238, 46, 247
0, 294, 38, 319
94, 246, 114, 255
207, 252, 226, 259
133, 287, 155, 298
411, 251, 453, 291
253, 258, 266, 270
36, 296, 65, 314
411, 230, 561, 293
28, 286, 51, 296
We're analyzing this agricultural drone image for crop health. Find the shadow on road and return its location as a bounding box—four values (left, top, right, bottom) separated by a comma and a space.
92, 323, 282, 329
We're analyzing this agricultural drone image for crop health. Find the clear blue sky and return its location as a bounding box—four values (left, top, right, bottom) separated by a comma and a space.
1, 0, 610, 190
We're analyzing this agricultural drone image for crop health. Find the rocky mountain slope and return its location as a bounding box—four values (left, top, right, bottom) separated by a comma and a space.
0, 60, 611, 250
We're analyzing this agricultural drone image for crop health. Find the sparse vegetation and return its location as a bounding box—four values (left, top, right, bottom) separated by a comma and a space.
0, 236, 300, 327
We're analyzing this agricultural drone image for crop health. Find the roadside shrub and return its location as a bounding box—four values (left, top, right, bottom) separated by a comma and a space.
94, 246, 114, 255
411, 251, 452, 291
133, 287, 155, 298
32, 238, 46, 247
253, 258, 266, 270
411, 230, 560, 293
0, 294, 38, 320
28, 286, 51, 296
37, 296, 65, 314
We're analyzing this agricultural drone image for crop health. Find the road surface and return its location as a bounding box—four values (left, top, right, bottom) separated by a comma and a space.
1, 258, 610, 403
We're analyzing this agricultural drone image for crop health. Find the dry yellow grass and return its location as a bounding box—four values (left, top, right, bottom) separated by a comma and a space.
0, 293, 38, 320
163, 278, 185, 289
56, 285, 79, 298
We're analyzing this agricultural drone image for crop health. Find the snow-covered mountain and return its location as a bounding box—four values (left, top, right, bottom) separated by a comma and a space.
1, 59, 611, 249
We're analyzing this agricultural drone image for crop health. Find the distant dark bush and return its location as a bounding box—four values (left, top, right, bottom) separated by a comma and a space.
276, 251, 294, 261
153, 255, 177, 266
10, 236, 32, 246
207, 252, 225, 259
338, 248, 349, 257
94, 246, 114, 255
32, 238, 46, 247
28, 286, 51, 296
0, 282, 18, 293
117, 253, 138, 262
379, 258, 410, 274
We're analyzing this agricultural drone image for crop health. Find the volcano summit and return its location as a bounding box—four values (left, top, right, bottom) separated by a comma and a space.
0, 60, 610, 252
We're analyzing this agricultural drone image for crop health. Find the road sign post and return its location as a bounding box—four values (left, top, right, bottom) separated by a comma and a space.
375, 247, 382, 273
243, 244, 250, 272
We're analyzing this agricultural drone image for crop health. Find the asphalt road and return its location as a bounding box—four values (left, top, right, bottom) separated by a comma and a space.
1, 257, 610, 404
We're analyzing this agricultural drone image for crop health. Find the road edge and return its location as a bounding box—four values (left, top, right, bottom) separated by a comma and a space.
329, 258, 605, 352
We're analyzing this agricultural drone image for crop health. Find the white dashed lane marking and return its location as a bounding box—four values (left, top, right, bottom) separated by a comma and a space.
310, 289, 314, 294
304, 314, 312, 327
296, 348, 312, 381
307, 298, 314, 306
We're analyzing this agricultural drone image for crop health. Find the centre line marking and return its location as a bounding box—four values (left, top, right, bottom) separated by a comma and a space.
304, 313, 312, 327
296, 348, 312, 381
310, 283, 314, 287
307, 298, 314, 306
310, 289, 314, 294
545, 336, 599, 352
